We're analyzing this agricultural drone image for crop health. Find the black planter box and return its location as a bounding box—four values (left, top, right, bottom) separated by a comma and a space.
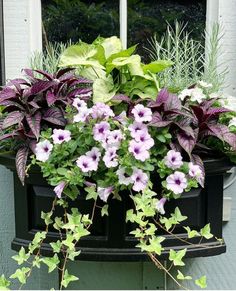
0, 154, 233, 262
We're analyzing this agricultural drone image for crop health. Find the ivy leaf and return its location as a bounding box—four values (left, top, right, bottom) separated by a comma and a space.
41, 211, 53, 226
126, 209, 135, 223
61, 270, 79, 288
12, 247, 30, 265
85, 186, 98, 200
41, 254, 60, 273
0, 275, 10, 290
200, 224, 213, 239
184, 226, 200, 239
169, 249, 187, 266
171, 207, 187, 223
68, 250, 81, 261
195, 276, 207, 289
177, 270, 192, 280
32, 256, 41, 269
10, 267, 30, 284
101, 205, 109, 217
50, 241, 62, 253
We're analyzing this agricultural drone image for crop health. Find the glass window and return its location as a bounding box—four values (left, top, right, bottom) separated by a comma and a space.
42, 0, 119, 45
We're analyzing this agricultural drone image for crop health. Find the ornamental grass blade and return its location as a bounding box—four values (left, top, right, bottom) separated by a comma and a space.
16, 146, 29, 185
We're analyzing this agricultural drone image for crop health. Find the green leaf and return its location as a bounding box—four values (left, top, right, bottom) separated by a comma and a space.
61, 270, 79, 288
12, 247, 30, 265
68, 250, 81, 261
101, 204, 109, 217
41, 211, 53, 226
195, 276, 207, 289
184, 226, 200, 239
57, 168, 68, 176
177, 270, 192, 280
142, 60, 173, 74
85, 186, 98, 200
171, 207, 188, 223
93, 77, 116, 104
41, 254, 60, 273
106, 45, 137, 64
101, 36, 122, 59
169, 249, 186, 266
50, 241, 62, 253
0, 275, 10, 290
10, 267, 30, 284
200, 224, 213, 239
32, 256, 41, 269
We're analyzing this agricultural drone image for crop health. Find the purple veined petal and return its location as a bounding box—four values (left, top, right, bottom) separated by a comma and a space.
54, 181, 66, 199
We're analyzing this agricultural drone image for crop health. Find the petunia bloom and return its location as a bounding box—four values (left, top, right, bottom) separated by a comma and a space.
73, 107, 91, 123
105, 130, 123, 148
155, 197, 167, 215
103, 147, 118, 168
35, 140, 53, 162
116, 167, 132, 186
133, 130, 154, 150
72, 97, 87, 111
131, 104, 152, 123
166, 171, 187, 195
131, 168, 148, 192
76, 155, 97, 172
93, 121, 110, 142
164, 150, 183, 170
128, 122, 148, 138
92, 102, 114, 119
128, 140, 150, 161
54, 181, 66, 198
86, 147, 101, 163
52, 129, 71, 144
98, 186, 114, 202
188, 162, 202, 180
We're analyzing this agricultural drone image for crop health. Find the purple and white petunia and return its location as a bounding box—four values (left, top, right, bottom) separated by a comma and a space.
133, 130, 154, 150
105, 130, 123, 148
97, 186, 114, 202
93, 121, 110, 142
76, 155, 97, 172
92, 102, 114, 119
131, 104, 152, 123
72, 97, 87, 111
35, 140, 53, 162
73, 107, 91, 123
116, 167, 133, 186
52, 129, 71, 144
164, 150, 183, 170
131, 168, 148, 192
155, 197, 167, 215
53, 181, 66, 198
115, 111, 128, 125
86, 147, 101, 164
188, 162, 202, 180
128, 140, 150, 161
103, 147, 118, 168
166, 171, 187, 195
128, 122, 148, 138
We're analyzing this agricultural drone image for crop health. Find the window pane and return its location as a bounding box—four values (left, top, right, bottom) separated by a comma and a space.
127, 0, 206, 61
42, 0, 119, 45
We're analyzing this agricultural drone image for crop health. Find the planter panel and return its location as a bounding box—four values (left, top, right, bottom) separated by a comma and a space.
0, 154, 233, 261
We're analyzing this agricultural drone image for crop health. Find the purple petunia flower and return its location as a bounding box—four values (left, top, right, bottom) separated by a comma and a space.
128, 140, 150, 161
105, 130, 123, 148
86, 147, 101, 163
35, 140, 53, 162
98, 186, 114, 202
133, 130, 154, 150
72, 97, 87, 111
93, 121, 110, 142
115, 111, 128, 125
53, 181, 66, 198
52, 129, 71, 144
73, 107, 91, 123
164, 150, 183, 170
131, 104, 152, 123
155, 198, 167, 215
128, 122, 148, 138
92, 102, 114, 119
103, 147, 118, 168
166, 171, 187, 195
76, 155, 97, 172
188, 162, 202, 180
116, 167, 132, 186
131, 168, 148, 192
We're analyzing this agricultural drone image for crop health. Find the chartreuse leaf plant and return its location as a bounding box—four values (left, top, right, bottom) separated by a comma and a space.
0, 36, 236, 290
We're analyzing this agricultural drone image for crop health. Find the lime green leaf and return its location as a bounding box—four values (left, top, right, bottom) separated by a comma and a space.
41, 254, 60, 273
171, 207, 188, 223
93, 77, 116, 104
50, 241, 62, 253
10, 267, 30, 284
169, 249, 186, 266
142, 60, 173, 74
101, 36, 122, 59
101, 205, 109, 217
61, 270, 79, 288
106, 45, 137, 64
177, 270, 192, 280
195, 276, 207, 289
68, 250, 81, 261
12, 247, 30, 265
41, 211, 53, 226
85, 186, 98, 200
32, 256, 41, 268
184, 226, 200, 239
0, 275, 10, 290
200, 224, 213, 239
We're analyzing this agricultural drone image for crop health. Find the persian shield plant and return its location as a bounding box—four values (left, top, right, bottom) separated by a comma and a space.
0, 36, 236, 290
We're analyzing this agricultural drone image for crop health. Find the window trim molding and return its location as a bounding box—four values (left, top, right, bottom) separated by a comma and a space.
0, 0, 5, 85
